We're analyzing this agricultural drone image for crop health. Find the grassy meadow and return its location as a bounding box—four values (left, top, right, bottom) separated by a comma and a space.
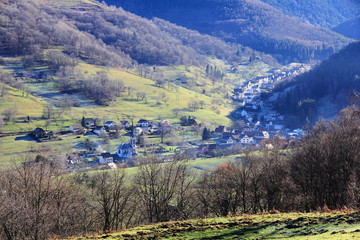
71, 211, 360, 240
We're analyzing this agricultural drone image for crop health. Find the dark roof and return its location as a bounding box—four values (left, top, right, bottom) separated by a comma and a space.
33, 128, 45, 132
138, 119, 149, 123
243, 131, 264, 138
101, 152, 113, 158
215, 126, 226, 133
187, 119, 197, 125
222, 132, 233, 138
118, 143, 133, 149
105, 121, 115, 125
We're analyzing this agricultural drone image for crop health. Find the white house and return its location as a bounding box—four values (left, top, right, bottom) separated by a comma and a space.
104, 121, 117, 129
239, 135, 254, 144
69, 124, 84, 133
93, 126, 105, 136
220, 136, 234, 145
99, 153, 114, 165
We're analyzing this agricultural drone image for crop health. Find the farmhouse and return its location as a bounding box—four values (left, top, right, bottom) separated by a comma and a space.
239, 134, 254, 144
186, 118, 198, 126
120, 121, 130, 129
82, 118, 96, 128
98, 152, 114, 165
215, 126, 227, 134
137, 119, 150, 127
93, 126, 105, 136
30, 128, 53, 140
69, 124, 84, 134
104, 121, 117, 130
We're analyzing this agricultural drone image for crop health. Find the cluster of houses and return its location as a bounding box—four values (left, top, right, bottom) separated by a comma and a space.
195, 123, 304, 158
226, 65, 311, 149
66, 117, 177, 166
62, 111, 305, 169
68, 118, 176, 137
232, 65, 310, 104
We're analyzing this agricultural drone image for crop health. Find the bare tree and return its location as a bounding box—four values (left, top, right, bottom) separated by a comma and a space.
290, 109, 360, 210
0, 156, 86, 240
89, 170, 134, 231
126, 86, 135, 97
133, 158, 193, 223
42, 104, 55, 119
2, 106, 17, 122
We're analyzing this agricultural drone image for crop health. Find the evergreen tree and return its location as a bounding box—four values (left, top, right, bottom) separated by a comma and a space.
81, 116, 86, 127
202, 127, 211, 140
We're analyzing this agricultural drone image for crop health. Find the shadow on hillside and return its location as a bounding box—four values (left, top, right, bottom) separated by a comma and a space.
15, 135, 34, 141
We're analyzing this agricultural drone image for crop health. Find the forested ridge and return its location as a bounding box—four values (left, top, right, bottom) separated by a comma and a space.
0, 0, 274, 67
106, 0, 351, 63
261, 0, 360, 28
333, 17, 360, 40
271, 41, 360, 125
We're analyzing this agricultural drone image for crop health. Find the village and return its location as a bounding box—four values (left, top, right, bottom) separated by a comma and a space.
20, 65, 311, 171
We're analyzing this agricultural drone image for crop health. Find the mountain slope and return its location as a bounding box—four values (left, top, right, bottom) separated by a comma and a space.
105, 0, 351, 63
333, 17, 360, 40
260, 0, 360, 28
0, 0, 275, 67
271, 41, 360, 126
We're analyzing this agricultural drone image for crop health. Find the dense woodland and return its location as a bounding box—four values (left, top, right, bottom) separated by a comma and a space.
271, 41, 360, 125
333, 17, 360, 40
1, 105, 360, 239
109, 0, 351, 63
0, 0, 275, 67
0, 0, 132, 67
261, 0, 360, 28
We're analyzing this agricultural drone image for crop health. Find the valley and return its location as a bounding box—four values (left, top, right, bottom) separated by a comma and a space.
0, 0, 360, 239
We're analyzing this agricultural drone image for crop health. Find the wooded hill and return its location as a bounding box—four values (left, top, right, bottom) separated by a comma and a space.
106, 0, 352, 63
261, 0, 360, 28
0, 0, 276, 67
271, 41, 360, 126
333, 17, 360, 40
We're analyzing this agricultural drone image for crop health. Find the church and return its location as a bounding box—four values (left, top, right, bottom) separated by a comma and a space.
117, 128, 137, 161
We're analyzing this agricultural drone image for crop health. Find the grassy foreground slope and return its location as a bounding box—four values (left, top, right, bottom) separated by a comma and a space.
72, 211, 360, 240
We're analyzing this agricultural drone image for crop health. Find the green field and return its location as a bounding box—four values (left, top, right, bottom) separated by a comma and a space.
71, 211, 360, 240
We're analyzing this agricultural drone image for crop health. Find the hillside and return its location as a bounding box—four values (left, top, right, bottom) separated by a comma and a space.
73, 211, 360, 240
260, 0, 360, 28
333, 17, 360, 40
0, 0, 276, 67
106, 0, 351, 63
270, 41, 360, 126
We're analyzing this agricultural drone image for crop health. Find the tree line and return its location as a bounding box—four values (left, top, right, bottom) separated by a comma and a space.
1, 105, 360, 239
